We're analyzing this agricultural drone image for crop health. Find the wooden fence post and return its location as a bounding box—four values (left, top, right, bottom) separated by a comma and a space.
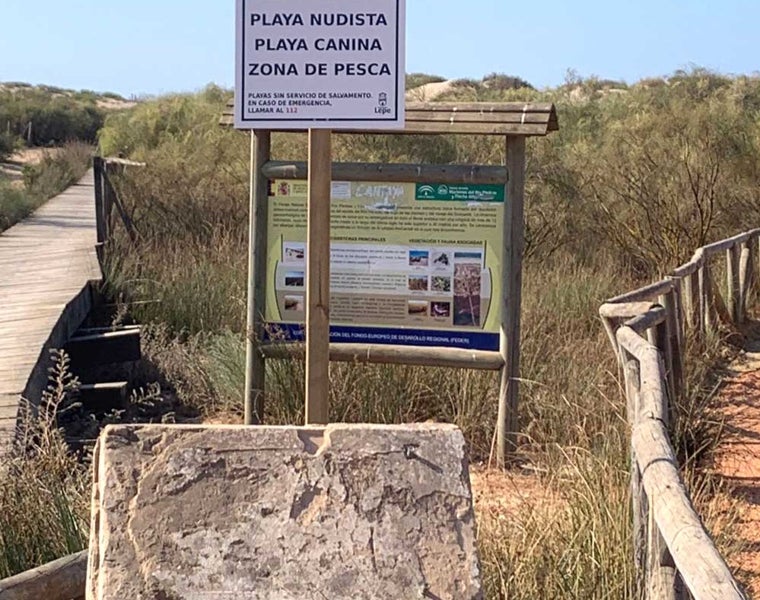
752, 236, 758, 300
646, 514, 678, 600
244, 131, 271, 425
624, 359, 646, 596
739, 241, 752, 319
727, 244, 742, 324
662, 282, 684, 403
641, 347, 680, 600
304, 129, 332, 426
103, 162, 137, 243
103, 163, 115, 242
682, 271, 699, 330
497, 135, 525, 468
698, 260, 713, 335
757, 234, 760, 299
93, 157, 106, 264
654, 296, 676, 417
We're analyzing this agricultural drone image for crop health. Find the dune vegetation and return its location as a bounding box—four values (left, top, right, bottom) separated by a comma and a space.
0, 82, 132, 232
4, 69, 760, 597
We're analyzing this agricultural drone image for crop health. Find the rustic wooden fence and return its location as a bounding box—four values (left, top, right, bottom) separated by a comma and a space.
600, 229, 760, 600
2, 197, 756, 597
92, 156, 139, 264
0, 551, 86, 600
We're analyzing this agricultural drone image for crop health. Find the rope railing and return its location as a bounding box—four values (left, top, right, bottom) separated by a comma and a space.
600, 228, 760, 600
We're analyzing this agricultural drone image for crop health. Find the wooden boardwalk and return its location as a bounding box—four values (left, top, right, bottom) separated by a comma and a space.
0, 172, 100, 456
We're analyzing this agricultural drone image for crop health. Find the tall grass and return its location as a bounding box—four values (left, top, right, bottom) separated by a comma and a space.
22, 142, 92, 199
90, 73, 757, 597
0, 142, 92, 232
478, 453, 633, 599
3, 72, 751, 594
0, 352, 89, 579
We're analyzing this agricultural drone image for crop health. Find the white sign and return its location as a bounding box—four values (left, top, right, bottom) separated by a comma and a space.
235, 0, 406, 130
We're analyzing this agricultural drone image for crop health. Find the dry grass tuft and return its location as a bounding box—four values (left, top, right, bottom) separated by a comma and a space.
0, 351, 89, 578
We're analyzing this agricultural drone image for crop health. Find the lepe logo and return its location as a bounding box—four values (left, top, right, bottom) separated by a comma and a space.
375, 92, 391, 115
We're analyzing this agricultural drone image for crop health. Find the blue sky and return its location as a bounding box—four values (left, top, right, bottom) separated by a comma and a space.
0, 0, 758, 97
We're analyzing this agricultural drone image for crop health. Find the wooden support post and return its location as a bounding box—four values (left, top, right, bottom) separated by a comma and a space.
104, 162, 137, 243
750, 237, 757, 301
646, 513, 679, 600
497, 135, 525, 468
682, 271, 699, 330
662, 284, 683, 403
244, 131, 271, 425
103, 163, 115, 242
93, 156, 104, 242
654, 296, 675, 423
739, 241, 752, 319
624, 359, 646, 596
93, 157, 106, 263
698, 262, 713, 335
305, 129, 332, 426
727, 245, 742, 323
757, 234, 760, 299
647, 319, 671, 422
751, 237, 758, 304
671, 279, 684, 351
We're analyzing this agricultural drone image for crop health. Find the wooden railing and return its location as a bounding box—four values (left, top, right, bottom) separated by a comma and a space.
0, 551, 86, 600
92, 156, 140, 264
600, 229, 760, 600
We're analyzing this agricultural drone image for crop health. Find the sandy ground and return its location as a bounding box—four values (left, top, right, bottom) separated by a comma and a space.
0, 148, 55, 188
96, 97, 137, 111
470, 465, 555, 519
405, 80, 455, 102
712, 322, 760, 597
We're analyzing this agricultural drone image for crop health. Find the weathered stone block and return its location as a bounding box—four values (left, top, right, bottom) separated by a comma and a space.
87, 423, 482, 599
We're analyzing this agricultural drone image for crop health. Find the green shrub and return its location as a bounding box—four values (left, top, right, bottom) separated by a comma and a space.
0, 142, 92, 232
0, 352, 89, 578
482, 72, 535, 91
22, 142, 92, 199
89, 69, 757, 598
0, 131, 15, 162
0, 180, 31, 230
0, 82, 118, 148
405, 73, 446, 89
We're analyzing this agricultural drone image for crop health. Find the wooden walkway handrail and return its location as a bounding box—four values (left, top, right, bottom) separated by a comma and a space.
633, 419, 745, 599
0, 551, 87, 600
600, 228, 760, 600
606, 279, 675, 305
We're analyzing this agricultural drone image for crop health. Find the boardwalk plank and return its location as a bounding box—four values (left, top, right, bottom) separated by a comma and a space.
0, 171, 100, 459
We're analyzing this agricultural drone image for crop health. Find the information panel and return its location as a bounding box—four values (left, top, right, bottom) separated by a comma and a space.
265, 180, 504, 351
235, 0, 406, 129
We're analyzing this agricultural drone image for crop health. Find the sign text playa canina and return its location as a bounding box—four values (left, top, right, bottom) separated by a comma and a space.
235, 0, 406, 129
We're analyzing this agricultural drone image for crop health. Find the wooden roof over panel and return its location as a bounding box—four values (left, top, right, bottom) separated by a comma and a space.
220, 100, 559, 136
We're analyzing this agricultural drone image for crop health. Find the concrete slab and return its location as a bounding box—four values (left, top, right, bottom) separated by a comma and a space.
87, 423, 482, 600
